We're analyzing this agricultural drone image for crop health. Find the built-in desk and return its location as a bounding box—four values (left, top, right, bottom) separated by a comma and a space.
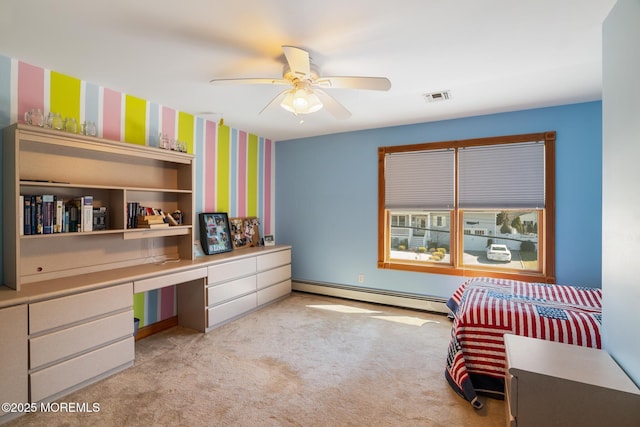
0, 245, 291, 425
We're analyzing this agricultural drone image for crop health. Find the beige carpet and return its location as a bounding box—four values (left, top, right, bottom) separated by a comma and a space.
7, 292, 504, 426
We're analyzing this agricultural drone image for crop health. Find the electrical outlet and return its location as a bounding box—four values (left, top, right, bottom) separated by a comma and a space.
358, 274, 364, 283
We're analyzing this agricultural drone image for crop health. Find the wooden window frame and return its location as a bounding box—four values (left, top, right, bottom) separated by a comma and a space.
378, 131, 556, 283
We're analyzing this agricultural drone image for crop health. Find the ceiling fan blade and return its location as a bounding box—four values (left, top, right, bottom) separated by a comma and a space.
315, 76, 391, 91
259, 89, 289, 115
210, 78, 290, 86
282, 45, 311, 79
314, 89, 352, 120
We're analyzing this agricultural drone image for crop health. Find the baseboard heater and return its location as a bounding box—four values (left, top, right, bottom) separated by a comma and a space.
292, 280, 449, 315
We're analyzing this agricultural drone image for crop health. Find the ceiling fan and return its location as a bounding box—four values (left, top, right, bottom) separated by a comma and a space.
209, 45, 391, 120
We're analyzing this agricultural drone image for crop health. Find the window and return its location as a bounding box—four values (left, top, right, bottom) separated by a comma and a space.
378, 131, 555, 282
391, 214, 408, 227
464, 228, 487, 236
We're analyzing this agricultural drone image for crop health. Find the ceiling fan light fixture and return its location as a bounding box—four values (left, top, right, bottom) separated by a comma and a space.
211, 46, 387, 120
281, 87, 323, 115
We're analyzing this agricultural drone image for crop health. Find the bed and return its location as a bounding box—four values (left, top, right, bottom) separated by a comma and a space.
444, 277, 602, 409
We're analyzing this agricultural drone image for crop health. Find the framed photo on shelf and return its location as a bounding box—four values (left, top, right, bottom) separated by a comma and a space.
199, 212, 233, 255
229, 217, 261, 249
264, 235, 275, 246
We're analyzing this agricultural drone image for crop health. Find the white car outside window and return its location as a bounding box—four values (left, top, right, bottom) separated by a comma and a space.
487, 244, 512, 262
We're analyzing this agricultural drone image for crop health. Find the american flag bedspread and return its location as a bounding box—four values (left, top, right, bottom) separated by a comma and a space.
444, 277, 602, 408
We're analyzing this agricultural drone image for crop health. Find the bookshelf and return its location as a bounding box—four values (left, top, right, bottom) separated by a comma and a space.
2, 123, 195, 291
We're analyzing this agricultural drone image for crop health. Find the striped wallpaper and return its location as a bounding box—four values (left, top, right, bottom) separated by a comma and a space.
0, 54, 275, 328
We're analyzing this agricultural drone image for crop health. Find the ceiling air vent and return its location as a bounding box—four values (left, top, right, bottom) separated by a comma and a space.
423, 90, 451, 103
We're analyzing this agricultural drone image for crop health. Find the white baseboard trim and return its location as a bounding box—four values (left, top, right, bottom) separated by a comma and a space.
292, 280, 449, 315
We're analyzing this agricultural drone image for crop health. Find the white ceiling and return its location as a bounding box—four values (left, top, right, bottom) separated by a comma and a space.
0, 0, 616, 141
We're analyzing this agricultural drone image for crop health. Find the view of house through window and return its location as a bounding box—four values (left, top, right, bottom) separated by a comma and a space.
379, 131, 555, 281
390, 211, 451, 264
389, 209, 540, 270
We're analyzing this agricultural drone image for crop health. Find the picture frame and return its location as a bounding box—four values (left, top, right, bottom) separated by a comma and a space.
198, 212, 233, 255
264, 234, 275, 246
229, 217, 261, 249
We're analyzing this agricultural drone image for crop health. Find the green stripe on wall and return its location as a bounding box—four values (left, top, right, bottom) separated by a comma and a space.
217, 125, 230, 211
178, 111, 194, 154
133, 292, 145, 327
247, 133, 258, 216
50, 72, 81, 122
124, 95, 147, 145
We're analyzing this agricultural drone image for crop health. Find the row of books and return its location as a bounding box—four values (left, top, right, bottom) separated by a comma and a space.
20, 195, 103, 235
126, 203, 177, 229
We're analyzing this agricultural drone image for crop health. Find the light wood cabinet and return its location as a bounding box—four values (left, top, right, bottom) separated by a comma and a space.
504, 334, 640, 427
28, 283, 134, 402
0, 304, 28, 424
207, 248, 291, 329
256, 252, 291, 305
2, 124, 194, 291
176, 247, 292, 332
30, 337, 134, 403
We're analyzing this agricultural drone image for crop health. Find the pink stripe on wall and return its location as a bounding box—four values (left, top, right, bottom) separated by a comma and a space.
17, 61, 45, 122
263, 139, 272, 235
102, 88, 122, 140
160, 287, 175, 319
237, 130, 247, 217
162, 106, 176, 139
204, 120, 216, 211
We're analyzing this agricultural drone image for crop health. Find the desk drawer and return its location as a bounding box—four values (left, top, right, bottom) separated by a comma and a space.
257, 265, 291, 290
30, 310, 133, 370
257, 249, 291, 271
207, 293, 256, 328
257, 280, 291, 306
29, 283, 132, 334
207, 275, 256, 306
134, 268, 207, 293
30, 336, 134, 402
208, 257, 256, 285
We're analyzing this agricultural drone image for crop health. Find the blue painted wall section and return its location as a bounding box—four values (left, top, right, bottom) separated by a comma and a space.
276, 101, 603, 299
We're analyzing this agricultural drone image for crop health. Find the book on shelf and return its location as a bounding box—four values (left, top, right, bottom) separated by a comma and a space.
81, 196, 93, 232
55, 198, 64, 233
42, 194, 55, 234
67, 199, 80, 232
19, 195, 24, 236
23, 196, 31, 235
34, 195, 43, 234
93, 207, 107, 231
67, 196, 94, 232
27, 195, 35, 235
136, 214, 168, 228
164, 211, 179, 226
136, 222, 170, 229
64, 208, 70, 233
137, 215, 165, 223
127, 202, 140, 229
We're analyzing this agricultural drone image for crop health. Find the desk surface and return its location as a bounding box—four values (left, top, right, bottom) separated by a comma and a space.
0, 245, 291, 309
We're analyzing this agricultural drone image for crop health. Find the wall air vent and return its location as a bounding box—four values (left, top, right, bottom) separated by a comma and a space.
423, 90, 452, 103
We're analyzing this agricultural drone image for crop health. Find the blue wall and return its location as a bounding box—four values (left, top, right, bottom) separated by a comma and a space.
276, 101, 602, 299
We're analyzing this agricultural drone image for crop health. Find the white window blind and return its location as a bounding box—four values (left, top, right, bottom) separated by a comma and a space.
458, 141, 545, 209
384, 149, 454, 209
